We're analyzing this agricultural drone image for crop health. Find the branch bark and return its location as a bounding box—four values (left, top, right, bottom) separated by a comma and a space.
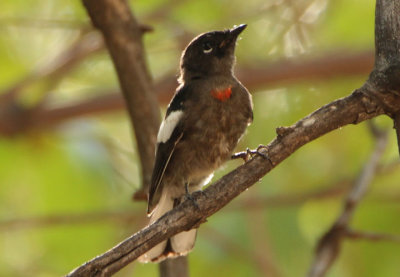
159, 257, 189, 277
394, 112, 400, 156
66, 87, 388, 276
82, 0, 160, 198
81, 1, 188, 276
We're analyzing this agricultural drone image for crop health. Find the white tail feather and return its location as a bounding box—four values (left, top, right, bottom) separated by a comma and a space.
170, 229, 197, 255
138, 186, 199, 263
138, 189, 173, 263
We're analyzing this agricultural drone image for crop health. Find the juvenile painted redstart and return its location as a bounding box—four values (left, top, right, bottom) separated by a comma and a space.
139, 24, 253, 263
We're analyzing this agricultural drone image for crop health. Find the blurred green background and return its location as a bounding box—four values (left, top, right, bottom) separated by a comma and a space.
1, 0, 400, 276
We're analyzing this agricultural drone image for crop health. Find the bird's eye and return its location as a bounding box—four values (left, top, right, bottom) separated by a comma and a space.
203, 42, 213, 54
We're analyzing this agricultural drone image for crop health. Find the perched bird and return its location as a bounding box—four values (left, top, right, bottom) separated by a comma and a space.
139, 24, 253, 263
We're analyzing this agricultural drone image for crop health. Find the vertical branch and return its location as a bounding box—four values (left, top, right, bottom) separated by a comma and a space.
159, 257, 189, 277
82, 0, 160, 199
82, 1, 189, 276
374, 0, 400, 70
370, 0, 400, 151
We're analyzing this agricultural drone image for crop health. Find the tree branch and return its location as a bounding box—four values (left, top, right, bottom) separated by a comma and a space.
394, 112, 400, 156
0, 211, 142, 231
81, 1, 188, 276
203, 226, 282, 277
307, 124, 389, 277
0, 31, 104, 136
305, 2, 400, 275
0, 30, 103, 103
82, 0, 160, 198
66, 84, 388, 276
0, 49, 374, 136
374, 0, 400, 69
66, 0, 400, 275
370, 0, 400, 146
159, 257, 189, 277
346, 229, 400, 243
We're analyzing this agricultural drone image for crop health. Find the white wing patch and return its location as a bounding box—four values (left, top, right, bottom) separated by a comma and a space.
157, 110, 184, 143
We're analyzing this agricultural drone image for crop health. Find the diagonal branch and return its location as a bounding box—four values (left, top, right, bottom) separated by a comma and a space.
66, 86, 387, 277
0, 30, 103, 103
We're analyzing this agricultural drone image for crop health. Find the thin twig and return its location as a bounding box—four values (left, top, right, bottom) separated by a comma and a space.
245, 210, 282, 277
0, 30, 103, 103
346, 229, 400, 243
0, 50, 374, 135
202, 226, 282, 277
0, 211, 144, 231
307, 125, 389, 277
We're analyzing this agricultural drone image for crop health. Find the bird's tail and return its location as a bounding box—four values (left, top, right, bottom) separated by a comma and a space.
138, 187, 197, 263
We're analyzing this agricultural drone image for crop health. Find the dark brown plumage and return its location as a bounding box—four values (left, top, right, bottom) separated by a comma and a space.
139, 24, 253, 263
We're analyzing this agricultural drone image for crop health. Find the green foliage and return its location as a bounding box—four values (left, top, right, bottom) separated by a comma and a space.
0, 0, 399, 276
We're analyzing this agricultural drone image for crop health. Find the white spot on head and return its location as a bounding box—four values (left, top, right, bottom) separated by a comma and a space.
157, 110, 184, 143
302, 117, 315, 127
330, 105, 337, 111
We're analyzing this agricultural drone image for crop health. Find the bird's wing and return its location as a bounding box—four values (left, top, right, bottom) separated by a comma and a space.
147, 86, 188, 214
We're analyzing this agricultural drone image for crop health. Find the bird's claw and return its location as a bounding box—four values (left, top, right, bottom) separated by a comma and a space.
185, 183, 200, 210
232, 145, 273, 166
247, 145, 274, 165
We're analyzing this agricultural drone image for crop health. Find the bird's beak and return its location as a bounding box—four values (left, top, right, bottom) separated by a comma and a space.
229, 24, 247, 38
219, 24, 247, 48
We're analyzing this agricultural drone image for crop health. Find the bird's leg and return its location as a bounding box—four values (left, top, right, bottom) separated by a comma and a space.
232, 147, 262, 162
251, 144, 274, 166
231, 150, 251, 162
185, 182, 200, 210
232, 145, 274, 165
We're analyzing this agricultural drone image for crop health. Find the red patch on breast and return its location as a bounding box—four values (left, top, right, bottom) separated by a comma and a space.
211, 86, 232, 102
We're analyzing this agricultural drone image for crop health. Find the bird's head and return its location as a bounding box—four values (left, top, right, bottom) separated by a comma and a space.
179, 24, 247, 82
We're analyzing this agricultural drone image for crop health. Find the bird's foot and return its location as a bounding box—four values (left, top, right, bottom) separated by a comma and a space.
247, 145, 274, 165
185, 182, 200, 210
232, 145, 273, 165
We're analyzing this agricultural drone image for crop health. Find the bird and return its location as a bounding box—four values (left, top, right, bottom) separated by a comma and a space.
139, 24, 253, 263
